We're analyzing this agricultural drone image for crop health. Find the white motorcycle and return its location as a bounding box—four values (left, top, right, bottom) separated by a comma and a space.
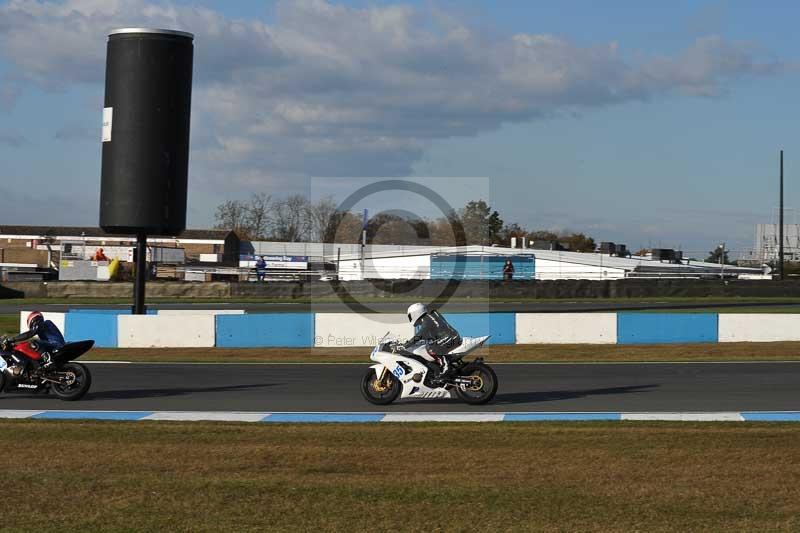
361, 333, 498, 405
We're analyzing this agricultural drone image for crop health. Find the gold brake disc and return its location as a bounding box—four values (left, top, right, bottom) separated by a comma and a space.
467, 374, 484, 391
372, 377, 389, 393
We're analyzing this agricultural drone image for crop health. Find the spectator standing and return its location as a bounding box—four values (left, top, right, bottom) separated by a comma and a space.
93, 247, 109, 261
502, 259, 514, 281
255, 256, 267, 282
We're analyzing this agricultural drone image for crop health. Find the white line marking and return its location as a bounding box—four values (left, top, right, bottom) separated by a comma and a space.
622, 412, 744, 421
381, 413, 505, 422
0, 410, 43, 418
142, 411, 268, 422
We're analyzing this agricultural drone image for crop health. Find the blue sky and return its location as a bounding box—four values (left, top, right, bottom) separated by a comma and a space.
0, 0, 797, 255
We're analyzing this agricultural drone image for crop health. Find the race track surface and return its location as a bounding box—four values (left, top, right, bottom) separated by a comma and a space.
2, 362, 800, 412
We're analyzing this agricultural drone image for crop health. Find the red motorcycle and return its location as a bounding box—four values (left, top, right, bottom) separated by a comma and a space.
0, 339, 94, 401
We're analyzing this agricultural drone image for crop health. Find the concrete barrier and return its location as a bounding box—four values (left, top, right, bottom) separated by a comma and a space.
617, 313, 718, 344
216, 314, 314, 347
64, 313, 118, 348
18, 309, 800, 348
446, 313, 516, 345
18, 311, 66, 335
157, 309, 245, 316
718, 314, 800, 342
515, 313, 617, 344
69, 309, 157, 315
313, 313, 409, 347
118, 315, 216, 348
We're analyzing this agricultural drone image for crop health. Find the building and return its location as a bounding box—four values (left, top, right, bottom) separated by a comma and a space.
244, 241, 763, 281
0, 226, 241, 272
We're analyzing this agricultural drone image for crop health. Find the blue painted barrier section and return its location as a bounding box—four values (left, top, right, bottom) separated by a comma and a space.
430, 255, 535, 280
216, 314, 314, 347
64, 313, 119, 348
445, 313, 516, 345
617, 313, 718, 344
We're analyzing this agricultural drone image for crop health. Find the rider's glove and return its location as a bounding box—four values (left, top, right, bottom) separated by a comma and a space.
0, 337, 9, 351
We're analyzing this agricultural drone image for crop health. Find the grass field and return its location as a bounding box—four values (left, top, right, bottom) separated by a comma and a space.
81, 341, 800, 363
2, 420, 798, 531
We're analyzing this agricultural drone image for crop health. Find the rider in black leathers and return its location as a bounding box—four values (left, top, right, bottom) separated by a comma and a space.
402, 303, 462, 382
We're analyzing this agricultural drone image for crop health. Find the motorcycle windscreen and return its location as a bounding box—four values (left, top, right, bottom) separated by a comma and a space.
50, 340, 95, 364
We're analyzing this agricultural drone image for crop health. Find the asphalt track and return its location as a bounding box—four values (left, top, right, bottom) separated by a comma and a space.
1, 362, 800, 412
3, 301, 800, 314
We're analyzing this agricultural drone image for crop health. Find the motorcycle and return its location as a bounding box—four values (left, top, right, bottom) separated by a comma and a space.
0, 339, 94, 401
361, 333, 498, 405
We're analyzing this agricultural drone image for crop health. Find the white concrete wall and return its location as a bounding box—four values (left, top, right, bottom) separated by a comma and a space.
533, 258, 627, 280
718, 314, 800, 342
516, 313, 617, 344
337, 255, 431, 281
156, 309, 245, 316
314, 313, 411, 347
118, 315, 216, 348
18, 311, 66, 334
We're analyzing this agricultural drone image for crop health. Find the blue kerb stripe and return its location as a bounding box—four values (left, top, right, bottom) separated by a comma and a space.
263, 413, 385, 423
32, 411, 152, 420
503, 412, 622, 421
741, 412, 800, 422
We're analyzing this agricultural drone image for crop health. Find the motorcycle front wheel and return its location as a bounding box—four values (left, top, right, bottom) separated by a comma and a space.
50, 362, 92, 401
361, 367, 400, 405
455, 363, 498, 405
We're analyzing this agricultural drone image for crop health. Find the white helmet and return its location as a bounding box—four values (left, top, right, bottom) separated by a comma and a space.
407, 303, 428, 325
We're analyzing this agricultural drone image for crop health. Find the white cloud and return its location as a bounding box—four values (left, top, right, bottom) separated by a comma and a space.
0, 0, 789, 187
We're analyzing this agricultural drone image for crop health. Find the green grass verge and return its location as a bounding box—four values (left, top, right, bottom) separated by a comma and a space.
0, 314, 18, 336
2, 420, 798, 531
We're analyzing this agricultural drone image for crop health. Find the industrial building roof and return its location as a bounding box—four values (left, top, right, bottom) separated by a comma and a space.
0, 226, 236, 242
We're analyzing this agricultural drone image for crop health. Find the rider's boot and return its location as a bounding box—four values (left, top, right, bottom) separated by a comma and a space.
429, 356, 455, 385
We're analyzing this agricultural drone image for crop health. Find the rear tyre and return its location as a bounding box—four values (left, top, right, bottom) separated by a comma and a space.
455, 363, 498, 405
361, 367, 400, 405
50, 362, 92, 401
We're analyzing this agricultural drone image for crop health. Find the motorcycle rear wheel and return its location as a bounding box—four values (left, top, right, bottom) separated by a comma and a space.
50, 362, 92, 401
455, 363, 498, 405
361, 368, 400, 405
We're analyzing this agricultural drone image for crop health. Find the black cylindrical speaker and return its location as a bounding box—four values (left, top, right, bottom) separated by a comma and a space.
100, 28, 194, 236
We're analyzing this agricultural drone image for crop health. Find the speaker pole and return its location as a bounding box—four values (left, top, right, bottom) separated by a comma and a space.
779, 150, 785, 280
134, 233, 147, 314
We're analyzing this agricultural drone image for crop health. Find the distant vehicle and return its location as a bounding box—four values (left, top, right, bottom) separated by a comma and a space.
0, 339, 93, 401
361, 333, 497, 405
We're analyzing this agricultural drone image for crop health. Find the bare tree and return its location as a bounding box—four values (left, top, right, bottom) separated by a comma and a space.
307, 196, 339, 242
246, 193, 272, 240
214, 200, 251, 238
271, 194, 312, 242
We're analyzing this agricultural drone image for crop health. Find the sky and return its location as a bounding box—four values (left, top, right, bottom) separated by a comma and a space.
0, 0, 798, 255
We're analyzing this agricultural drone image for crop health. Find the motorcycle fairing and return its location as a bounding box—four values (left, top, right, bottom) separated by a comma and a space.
449, 336, 491, 357
49, 340, 95, 365
371, 350, 453, 400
